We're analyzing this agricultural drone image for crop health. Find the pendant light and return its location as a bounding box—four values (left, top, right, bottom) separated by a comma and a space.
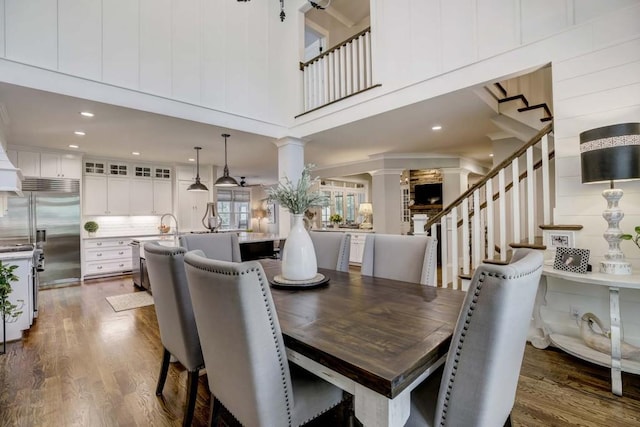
187, 146, 209, 192
214, 133, 239, 187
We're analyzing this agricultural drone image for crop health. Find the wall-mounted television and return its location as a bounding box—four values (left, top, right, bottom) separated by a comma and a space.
414, 183, 442, 205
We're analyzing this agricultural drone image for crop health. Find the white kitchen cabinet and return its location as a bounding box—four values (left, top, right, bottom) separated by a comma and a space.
84, 160, 107, 175
83, 175, 130, 215
177, 180, 209, 232
130, 178, 172, 215
107, 177, 131, 215
83, 238, 132, 278
153, 179, 173, 215
0, 253, 33, 341
130, 178, 154, 215
41, 152, 82, 179
348, 232, 368, 264
16, 150, 40, 177
83, 175, 108, 215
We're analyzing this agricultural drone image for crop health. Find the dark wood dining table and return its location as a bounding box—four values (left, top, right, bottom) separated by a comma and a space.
259, 259, 466, 427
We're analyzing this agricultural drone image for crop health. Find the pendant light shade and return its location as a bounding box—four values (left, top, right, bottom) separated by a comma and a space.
187, 146, 209, 192
215, 133, 239, 187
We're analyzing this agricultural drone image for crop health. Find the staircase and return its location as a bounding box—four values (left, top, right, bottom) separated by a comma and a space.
427, 123, 555, 290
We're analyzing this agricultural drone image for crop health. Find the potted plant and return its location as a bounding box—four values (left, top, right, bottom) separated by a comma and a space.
84, 221, 99, 236
0, 261, 23, 355
330, 213, 343, 229
267, 164, 327, 281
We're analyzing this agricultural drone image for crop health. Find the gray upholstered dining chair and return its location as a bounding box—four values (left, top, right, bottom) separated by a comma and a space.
178, 232, 241, 261
143, 241, 204, 427
309, 231, 351, 272
360, 233, 438, 286
405, 248, 544, 427
183, 252, 347, 427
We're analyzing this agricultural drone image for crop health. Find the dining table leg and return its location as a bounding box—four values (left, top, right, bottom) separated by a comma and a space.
354, 383, 411, 427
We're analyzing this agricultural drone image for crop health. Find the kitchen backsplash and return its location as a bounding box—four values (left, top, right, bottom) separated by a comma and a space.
83, 216, 166, 238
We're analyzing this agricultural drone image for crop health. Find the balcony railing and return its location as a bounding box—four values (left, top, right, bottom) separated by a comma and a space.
299, 27, 379, 115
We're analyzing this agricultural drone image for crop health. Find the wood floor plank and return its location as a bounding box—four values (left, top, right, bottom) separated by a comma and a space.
2, 275, 640, 426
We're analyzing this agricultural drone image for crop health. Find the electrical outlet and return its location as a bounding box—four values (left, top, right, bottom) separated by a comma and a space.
570, 305, 580, 319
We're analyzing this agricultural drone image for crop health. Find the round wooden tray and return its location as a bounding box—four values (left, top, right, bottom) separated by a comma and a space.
269, 273, 330, 290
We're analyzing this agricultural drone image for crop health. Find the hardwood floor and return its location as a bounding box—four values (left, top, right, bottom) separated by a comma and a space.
1, 275, 640, 426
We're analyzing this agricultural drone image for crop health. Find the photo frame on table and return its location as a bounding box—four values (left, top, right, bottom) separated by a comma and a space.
553, 247, 590, 274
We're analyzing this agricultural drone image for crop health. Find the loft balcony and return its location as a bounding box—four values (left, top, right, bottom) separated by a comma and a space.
298, 27, 380, 116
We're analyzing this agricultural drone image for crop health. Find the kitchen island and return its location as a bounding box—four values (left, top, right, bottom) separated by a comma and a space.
0, 248, 36, 342
131, 232, 283, 292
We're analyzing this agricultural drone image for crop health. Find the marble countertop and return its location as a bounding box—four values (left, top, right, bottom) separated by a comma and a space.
133, 232, 283, 246
312, 228, 375, 233
0, 250, 35, 260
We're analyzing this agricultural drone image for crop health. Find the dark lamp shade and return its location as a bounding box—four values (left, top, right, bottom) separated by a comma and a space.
187, 178, 209, 192
580, 122, 640, 184
214, 175, 239, 187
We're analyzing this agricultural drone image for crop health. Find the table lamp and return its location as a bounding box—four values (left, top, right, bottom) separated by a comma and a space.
358, 203, 373, 229
253, 208, 267, 232
580, 122, 640, 275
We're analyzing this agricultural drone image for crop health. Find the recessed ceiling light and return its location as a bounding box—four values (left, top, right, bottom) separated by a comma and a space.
188, 158, 195, 162
74, 131, 85, 136
432, 125, 442, 131
68, 144, 79, 149
489, 153, 494, 157
80, 111, 94, 117
132, 152, 140, 156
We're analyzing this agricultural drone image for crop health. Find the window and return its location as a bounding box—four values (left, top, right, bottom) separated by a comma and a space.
217, 189, 251, 230
319, 179, 368, 227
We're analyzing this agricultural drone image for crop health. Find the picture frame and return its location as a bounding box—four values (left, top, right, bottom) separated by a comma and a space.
553, 247, 590, 274
542, 229, 576, 253
548, 231, 574, 249
266, 202, 277, 224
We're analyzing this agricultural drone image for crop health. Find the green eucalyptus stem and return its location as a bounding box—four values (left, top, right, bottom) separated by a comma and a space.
266, 164, 328, 215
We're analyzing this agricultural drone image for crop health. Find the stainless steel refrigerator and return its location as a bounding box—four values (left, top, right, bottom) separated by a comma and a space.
0, 178, 81, 287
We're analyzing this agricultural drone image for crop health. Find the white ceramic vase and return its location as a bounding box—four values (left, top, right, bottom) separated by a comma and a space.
281, 214, 318, 281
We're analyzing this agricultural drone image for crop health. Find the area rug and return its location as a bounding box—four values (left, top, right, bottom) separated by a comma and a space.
106, 292, 154, 312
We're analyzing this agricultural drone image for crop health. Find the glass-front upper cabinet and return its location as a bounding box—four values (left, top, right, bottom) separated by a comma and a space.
319, 179, 368, 227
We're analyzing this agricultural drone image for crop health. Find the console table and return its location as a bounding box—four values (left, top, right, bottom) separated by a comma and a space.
533, 265, 640, 396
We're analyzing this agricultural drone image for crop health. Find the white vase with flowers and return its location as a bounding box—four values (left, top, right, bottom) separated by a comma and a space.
267, 165, 327, 281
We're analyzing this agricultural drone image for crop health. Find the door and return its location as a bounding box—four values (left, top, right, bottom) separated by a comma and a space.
35, 193, 81, 286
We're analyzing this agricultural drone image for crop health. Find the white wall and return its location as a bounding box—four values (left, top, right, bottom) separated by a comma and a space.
553, 37, 640, 270
292, 0, 640, 136
1, 0, 303, 132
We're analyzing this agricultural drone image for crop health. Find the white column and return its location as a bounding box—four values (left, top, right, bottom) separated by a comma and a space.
370, 169, 403, 234
274, 137, 306, 237
441, 168, 470, 206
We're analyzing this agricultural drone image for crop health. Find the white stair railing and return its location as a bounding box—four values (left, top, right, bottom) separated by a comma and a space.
300, 27, 376, 114
427, 124, 554, 290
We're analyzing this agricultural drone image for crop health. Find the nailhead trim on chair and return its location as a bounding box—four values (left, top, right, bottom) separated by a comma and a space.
337, 234, 351, 271
438, 259, 543, 425
439, 272, 486, 425
189, 258, 294, 426
254, 267, 294, 426
424, 237, 438, 285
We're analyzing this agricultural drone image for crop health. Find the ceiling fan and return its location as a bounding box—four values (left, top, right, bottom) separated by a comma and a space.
239, 177, 262, 188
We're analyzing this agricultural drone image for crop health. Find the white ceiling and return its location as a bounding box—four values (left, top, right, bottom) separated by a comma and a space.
304, 88, 499, 168
0, 80, 500, 185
